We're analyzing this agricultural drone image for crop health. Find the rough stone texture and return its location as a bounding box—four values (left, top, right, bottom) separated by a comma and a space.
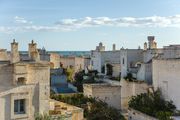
83, 83, 121, 109
0, 41, 50, 120
0, 61, 50, 120
153, 59, 180, 110
11, 41, 20, 63
28, 40, 40, 62
0, 49, 8, 61
49, 100, 84, 120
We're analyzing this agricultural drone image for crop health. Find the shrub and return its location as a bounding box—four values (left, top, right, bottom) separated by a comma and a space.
124, 73, 133, 81
156, 111, 173, 120
73, 70, 103, 92
128, 89, 176, 119
87, 100, 125, 120
51, 94, 125, 120
35, 113, 51, 120
35, 113, 65, 120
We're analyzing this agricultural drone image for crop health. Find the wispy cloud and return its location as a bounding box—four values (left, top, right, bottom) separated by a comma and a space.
14, 16, 32, 24
56, 15, 180, 28
1, 15, 180, 34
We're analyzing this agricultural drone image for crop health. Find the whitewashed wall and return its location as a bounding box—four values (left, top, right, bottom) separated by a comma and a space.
153, 59, 180, 110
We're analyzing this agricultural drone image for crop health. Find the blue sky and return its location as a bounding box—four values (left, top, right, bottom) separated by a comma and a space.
1, 0, 180, 50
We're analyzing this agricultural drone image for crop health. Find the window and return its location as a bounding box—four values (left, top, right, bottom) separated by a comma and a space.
17, 77, 26, 85
123, 58, 125, 65
14, 99, 25, 114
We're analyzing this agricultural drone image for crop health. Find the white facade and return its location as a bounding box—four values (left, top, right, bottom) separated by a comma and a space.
112, 63, 121, 77
120, 49, 143, 78
121, 36, 180, 85
91, 42, 121, 74
152, 59, 180, 110
91, 50, 101, 72
163, 45, 180, 59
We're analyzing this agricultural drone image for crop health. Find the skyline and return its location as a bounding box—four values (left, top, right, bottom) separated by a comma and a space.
1, 0, 180, 50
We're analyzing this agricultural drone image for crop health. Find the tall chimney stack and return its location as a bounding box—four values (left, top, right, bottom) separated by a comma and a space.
148, 36, 155, 49
144, 42, 147, 50
113, 44, 116, 51
28, 40, 40, 61
11, 39, 20, 63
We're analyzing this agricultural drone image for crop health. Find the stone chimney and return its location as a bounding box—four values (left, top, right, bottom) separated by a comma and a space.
112, 44, 116, 51
144, 42, 147, 50
148, 36, 156, 49
96, 42, 105, 51
28, 40, 40, 61
11, 39, 20, 63
99, 42, 103, 47
154, 42, 157, 48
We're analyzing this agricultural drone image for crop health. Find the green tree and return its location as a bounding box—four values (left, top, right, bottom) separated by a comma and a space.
65, 65, 74, 82
74, 70, 85, 92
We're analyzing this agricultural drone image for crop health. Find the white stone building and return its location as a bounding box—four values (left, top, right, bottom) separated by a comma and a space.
0, 49, 9, 61
60, 56, 85, 72
49, 53, 88, 73
50, 53, 61, 69
152, 59, 180, 110
120, 49, 143, 78
83, 83, 121, 109
0, 40, 50, 120
120, 79, 149, 110
91, 42, 121, 77
83, 79, 149, 111
121, 36, 180, 84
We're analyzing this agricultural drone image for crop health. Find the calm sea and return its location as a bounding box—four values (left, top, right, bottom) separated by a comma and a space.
21, 51, 91, 57
49, 51, 91, 57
